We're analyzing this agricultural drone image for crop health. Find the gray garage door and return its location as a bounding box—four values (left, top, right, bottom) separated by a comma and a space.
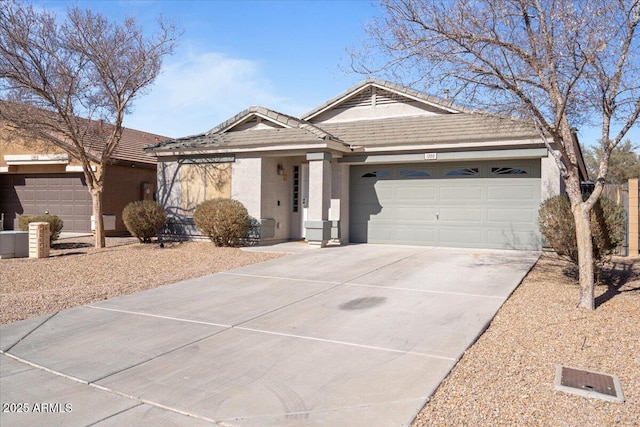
350, 160, 542, 250
0, 173, 93, 232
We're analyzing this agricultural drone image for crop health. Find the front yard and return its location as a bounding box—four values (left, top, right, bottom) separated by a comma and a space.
1, 237, 638, 425
0, 236, 282, 325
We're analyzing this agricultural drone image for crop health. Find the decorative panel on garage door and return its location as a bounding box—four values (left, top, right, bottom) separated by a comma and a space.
0, 174, 93, 232
349, 160, 541, 250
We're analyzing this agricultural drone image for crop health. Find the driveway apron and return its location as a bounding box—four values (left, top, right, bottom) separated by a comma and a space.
0, 244, 539, 426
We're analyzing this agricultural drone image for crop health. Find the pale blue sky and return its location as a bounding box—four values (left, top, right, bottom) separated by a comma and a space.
37, 0, 379, 138
34, 0, 638, 147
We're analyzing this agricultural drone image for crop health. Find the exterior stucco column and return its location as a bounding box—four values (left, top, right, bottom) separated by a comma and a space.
541, 150, 564, 201
305, 152, 332, 247
330, 162, 349, 244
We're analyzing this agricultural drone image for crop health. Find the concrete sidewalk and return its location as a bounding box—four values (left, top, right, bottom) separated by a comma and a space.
0, 244, 539, 426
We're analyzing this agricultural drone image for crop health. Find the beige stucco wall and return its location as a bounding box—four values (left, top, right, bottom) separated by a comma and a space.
179, 163, 231, 213
157, 159, 231, 217
331, 161, 349, 243
541, 151, 564, 201
157, 159, 182, 217
260, 156, 296, 242
231, 157, 262, 221
1, 137, 101, 173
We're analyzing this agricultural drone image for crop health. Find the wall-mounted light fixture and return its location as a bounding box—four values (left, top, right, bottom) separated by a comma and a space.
277, 163, 284, 175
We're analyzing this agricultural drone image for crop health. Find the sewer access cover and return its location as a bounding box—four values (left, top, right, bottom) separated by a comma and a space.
554, 365, 624, 402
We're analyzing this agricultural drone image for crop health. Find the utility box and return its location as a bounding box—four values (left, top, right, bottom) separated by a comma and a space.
29, 222, 50, 259
91, 215, 116, 231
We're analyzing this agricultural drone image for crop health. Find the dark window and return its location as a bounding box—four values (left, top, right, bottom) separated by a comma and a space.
445, 167, 479, 176
292, 165, 299, 212
491, 167, 528, 175
361, 170, 390, 178
399, 169, 431, 178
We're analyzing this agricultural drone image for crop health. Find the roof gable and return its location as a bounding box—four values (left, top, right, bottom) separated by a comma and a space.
145, 80, 546, 155
302, 79, 473, 124
205, 105, 340, 141
147, 106, 346, 152
207, 106, 302, 134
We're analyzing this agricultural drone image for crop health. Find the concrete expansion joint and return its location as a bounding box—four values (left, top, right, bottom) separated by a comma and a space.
3, 312, 58, 353
218, 271, 340, 285
82, 273, 456, 361
0, 350, 230, 426
87, 402, 145, 426
230, 282, 344, 328
1, 350, 90, 385
341, 247, 434, 284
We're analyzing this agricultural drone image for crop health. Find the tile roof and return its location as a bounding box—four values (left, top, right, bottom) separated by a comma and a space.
319, 114, 540, 147
146, 80, 541, 154
149, 113, 539, 153
147, 126, 339, 151
147, 106, 346, 151
64, 120, 166, 165
111, 127, 167, 165
58, 119, 169, 164
208, 106, 304, 133
0, 101, 166, 165
206, 106, 340, 141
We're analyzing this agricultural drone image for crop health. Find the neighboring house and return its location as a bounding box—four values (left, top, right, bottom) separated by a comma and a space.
1, 121, 166, 235
145, 79, 587, 250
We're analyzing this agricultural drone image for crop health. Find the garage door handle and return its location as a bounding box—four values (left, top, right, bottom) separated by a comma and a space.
436, 212, 439, 220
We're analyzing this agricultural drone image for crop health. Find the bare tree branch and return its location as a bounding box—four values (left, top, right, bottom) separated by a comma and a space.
351, 0, 640, 309
0, 0, 180, 247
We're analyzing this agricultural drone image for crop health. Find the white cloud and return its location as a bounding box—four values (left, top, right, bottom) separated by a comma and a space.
123, 48, 300, 138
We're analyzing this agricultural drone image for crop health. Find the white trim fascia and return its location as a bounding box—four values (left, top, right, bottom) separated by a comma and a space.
339, 148, 549, 164
357, 138, 548, 153
4, 153, 69, 165
152, 141, 351, 157
0, 167, 8, 173
65, 165, 97, 172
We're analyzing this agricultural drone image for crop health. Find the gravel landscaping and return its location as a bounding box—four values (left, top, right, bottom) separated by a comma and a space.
413, 253, 639, 427
1, 237, 638, 425
0, 236, 283, 325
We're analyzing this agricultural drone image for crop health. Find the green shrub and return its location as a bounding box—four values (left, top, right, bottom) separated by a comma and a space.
122, 200, 167, 243
18, 214, 64, 244
194, 198, 250, 247
538, 194, 626, 271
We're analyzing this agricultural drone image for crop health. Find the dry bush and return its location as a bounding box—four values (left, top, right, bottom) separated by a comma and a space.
122, 200, 167, 243
18, 214, 64, 243
538, 194, 626, 272
194, 198, 250, 247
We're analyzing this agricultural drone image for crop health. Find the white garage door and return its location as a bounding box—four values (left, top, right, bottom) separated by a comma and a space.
349, 160, 542, 250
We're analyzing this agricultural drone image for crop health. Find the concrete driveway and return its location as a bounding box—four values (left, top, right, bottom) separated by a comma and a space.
0, 244, 539, 426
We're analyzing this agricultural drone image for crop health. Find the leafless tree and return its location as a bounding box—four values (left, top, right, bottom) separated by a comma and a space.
352, 0, 640, 309
0, 0, 179, 248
